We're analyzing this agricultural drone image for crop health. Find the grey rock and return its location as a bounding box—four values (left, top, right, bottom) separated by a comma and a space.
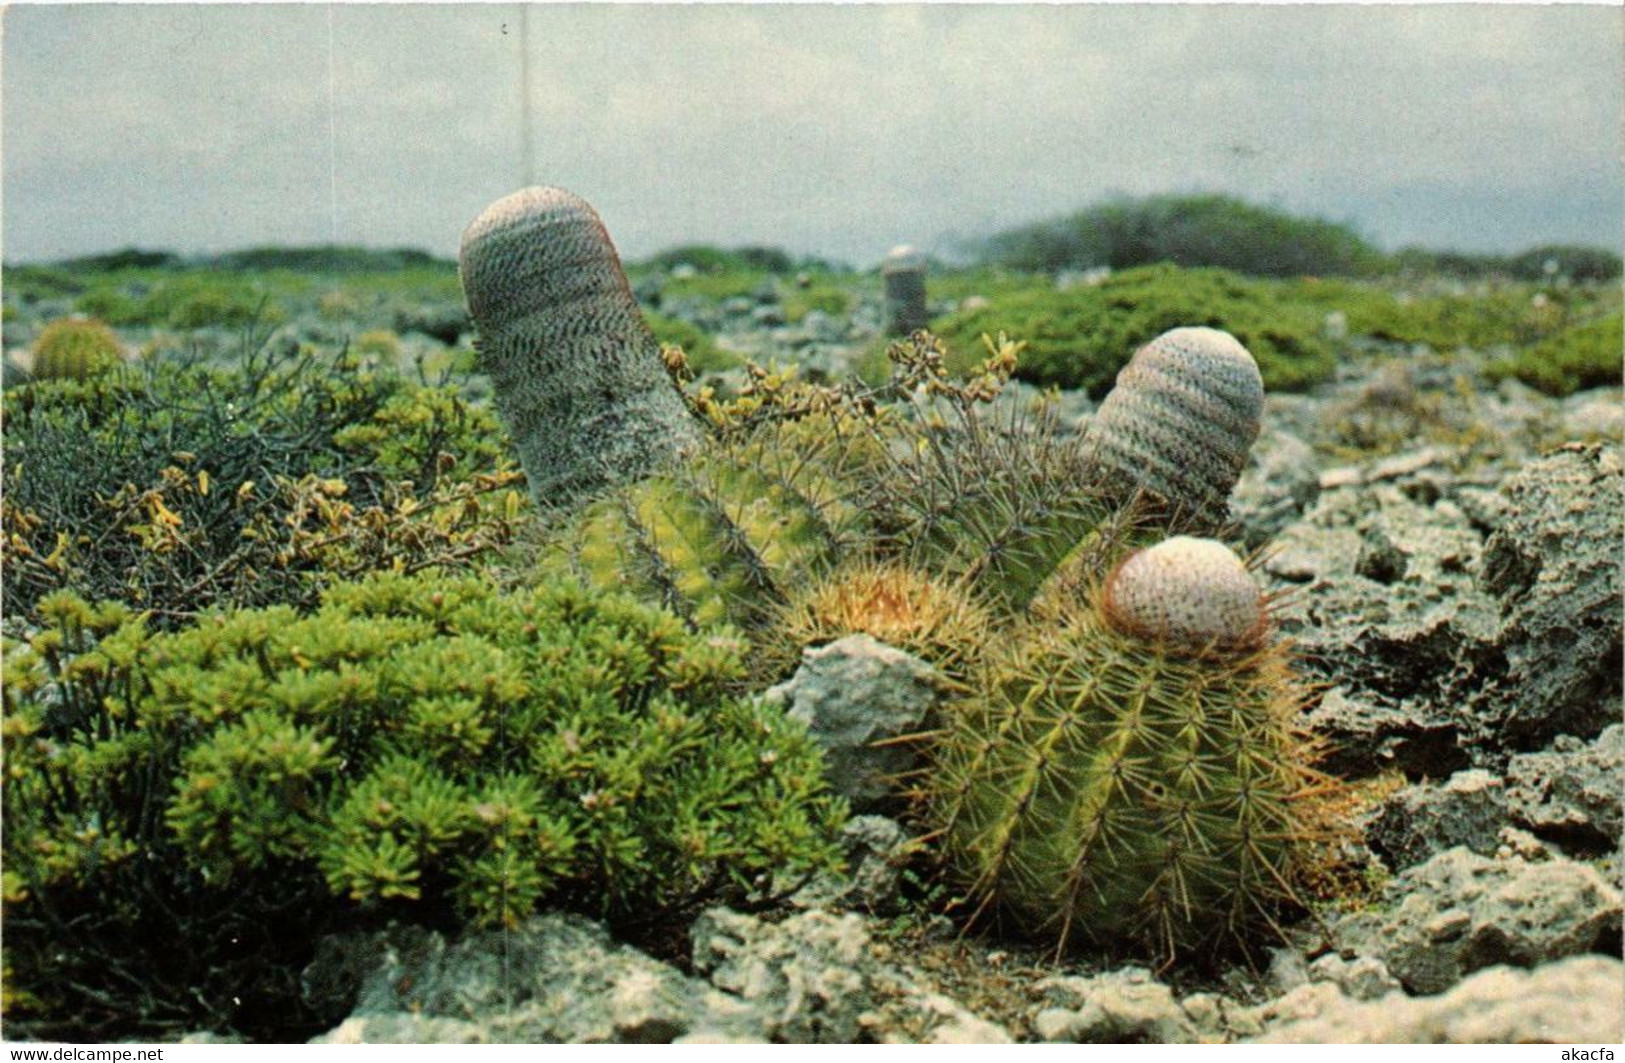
1477, 445, 1622, 749
305, 914, 754, 1044
1249, 957, 1624, 1043
1506, 725, 1623, 852
1031, 967, 1198, 1044
760, 635, 946, 810
690, 908, 1008, 1044
1333, 848, 1622, 994
1305, 954, 1402, 1002
1302, 688, 1467, 780
750, 304, 787, 328
791, 815, 912, 915
1366, 769, 1508, 871
1561, 388, 1624, 443
1231, 427, 1320, 547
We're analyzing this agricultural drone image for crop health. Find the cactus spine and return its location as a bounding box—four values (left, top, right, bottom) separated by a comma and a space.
882, 245, 930, 336
928, 538, 1315, 960
459, 187, 702, 504
1085, 326, 1264, 527
30, 317, 123, 381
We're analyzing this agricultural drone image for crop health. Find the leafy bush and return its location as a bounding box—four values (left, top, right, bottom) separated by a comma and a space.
929, 265, 1337, 396
1489, 311, 1624, 397
2, 571, 845, 1038
71, 276, 276, 330
2, 340, 521, 626
975, 194, 1385, 278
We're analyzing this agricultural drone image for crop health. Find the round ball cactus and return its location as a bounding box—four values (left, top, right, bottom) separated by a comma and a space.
881, 244, 929, 336
1102, 536, 1266, 654
30, 317, 124, 381
1084, 326, 1264, 526
459, 187, 702, 505
927, 541, 1314, 961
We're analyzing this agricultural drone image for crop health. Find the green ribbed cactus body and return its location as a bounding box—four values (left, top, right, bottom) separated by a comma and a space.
878, 410, 1149, 614
930, 540, 1312, 959
882, 245, 929, 336
1085, 326, 1264, 527
31, 318, 123, 381
459, 187, 702, 504
542, 417, 870, 630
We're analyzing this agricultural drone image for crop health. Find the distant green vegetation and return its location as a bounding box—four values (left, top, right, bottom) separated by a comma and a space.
1488, 311, 1623, 396
927, 265, 1338, 396
1286, 277, 1617, 352
645, 311, 743, 374
975, 194, 1386, 278
1393, 244, 1623, 283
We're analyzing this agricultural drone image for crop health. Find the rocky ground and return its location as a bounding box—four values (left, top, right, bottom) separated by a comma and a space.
287, 285, 1622, 1046
14, 277, 1621, 1044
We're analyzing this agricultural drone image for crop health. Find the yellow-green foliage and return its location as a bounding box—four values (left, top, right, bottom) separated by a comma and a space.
2, 342, 520, 626
2, 571, 845, 1037
1489, 311, 1623, 397
927, 590, 1319, 961
30, 317, 123, 380
928, 266, 1336, 396
351, 329, 403, 362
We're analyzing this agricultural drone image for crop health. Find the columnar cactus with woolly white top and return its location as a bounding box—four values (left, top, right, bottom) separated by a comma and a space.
459, 187, 701, 504
1085, 326, 1264, 525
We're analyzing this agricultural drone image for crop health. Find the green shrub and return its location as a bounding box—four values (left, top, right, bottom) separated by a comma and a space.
1489, 312, 1624, 397
73, 287, 148, 326
2, 340, 521, 626
929, 265, 1336, 396
2, 571, 845, 1038
645, 311, 742, 374
975, 194, 1385, 278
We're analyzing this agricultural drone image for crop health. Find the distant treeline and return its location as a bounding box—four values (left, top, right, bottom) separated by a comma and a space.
23, 199, 1622, 284
53, 245, 457, 274
968, 194, 1622, 282
637, 244, 848, 275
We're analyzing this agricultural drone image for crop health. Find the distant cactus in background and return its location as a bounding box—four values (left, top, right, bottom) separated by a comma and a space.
30, 317, 123, 381
927, 536, 1317, 960
1084, 326, 1264, 526
882, 245, 930, 335
459, 187, 702, 504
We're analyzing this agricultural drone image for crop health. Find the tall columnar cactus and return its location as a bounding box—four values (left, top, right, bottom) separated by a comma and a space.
927, 537, 1318, 960
1084, 326, 1264, 527
30, 317, 123, 381
882, 245, 930, 336
459, 187, 702, 504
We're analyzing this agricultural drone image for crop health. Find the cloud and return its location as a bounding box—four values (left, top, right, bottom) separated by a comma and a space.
3, 4, 1620, 264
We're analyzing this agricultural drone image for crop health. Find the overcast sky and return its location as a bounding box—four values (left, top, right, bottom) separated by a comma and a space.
3, 4, 1622, 266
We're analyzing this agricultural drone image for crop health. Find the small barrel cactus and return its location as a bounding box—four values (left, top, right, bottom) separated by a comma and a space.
882, 245, 930, 336
30, 317, 123, 381
459, 187, 702, 504
1084, 326, 1264, 526
927, 536, 1316, 960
